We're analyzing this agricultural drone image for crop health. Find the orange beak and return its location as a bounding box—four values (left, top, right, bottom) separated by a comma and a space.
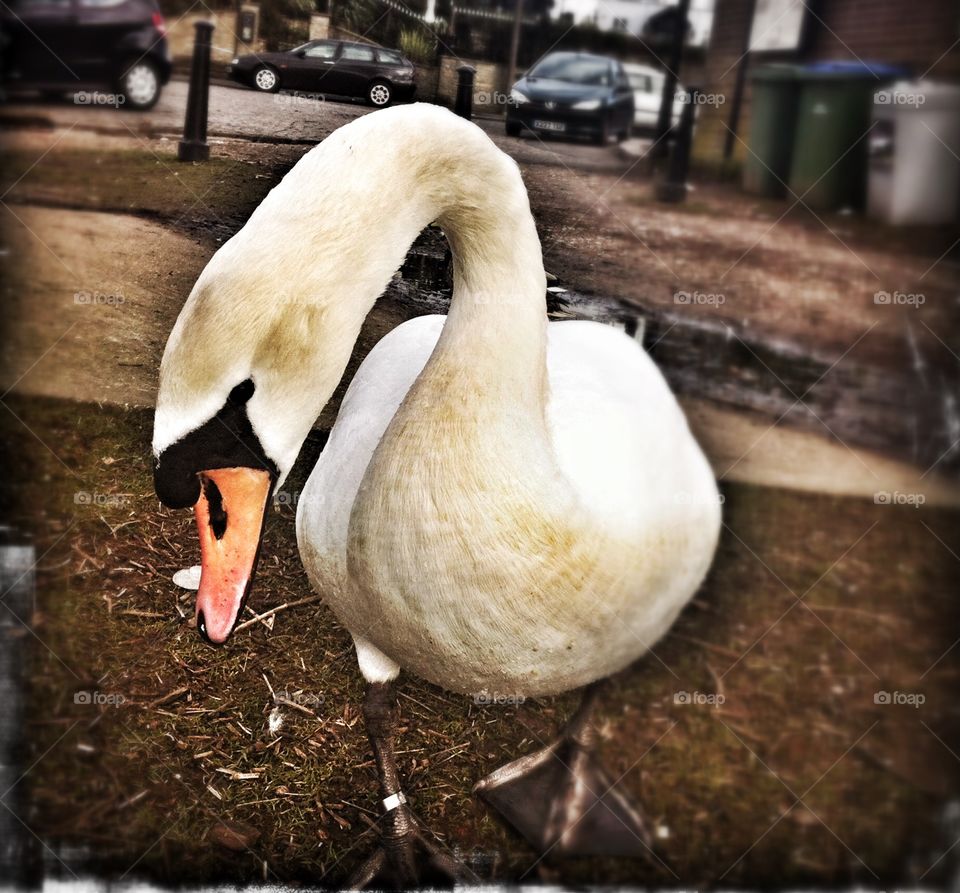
193, 467, 273, 645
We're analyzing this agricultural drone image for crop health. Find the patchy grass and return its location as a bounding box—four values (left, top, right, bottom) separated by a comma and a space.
3, 393, 959, 887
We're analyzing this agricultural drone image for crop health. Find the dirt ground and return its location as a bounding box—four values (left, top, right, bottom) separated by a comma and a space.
3, 394, 959, 887
1, 103, 959, 889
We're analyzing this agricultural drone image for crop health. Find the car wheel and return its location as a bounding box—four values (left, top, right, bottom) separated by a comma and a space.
367, 81, 392, 107
253, 65, 280, 93
593, 116, 610, 145
121, 59, 161, 110
506, 119, 522, 137
617, 126, 630, 143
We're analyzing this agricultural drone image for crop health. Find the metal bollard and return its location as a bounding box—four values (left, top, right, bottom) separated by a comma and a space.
454, 64, 476, 121
656, 86, 698, 203
179, 20, 215, 162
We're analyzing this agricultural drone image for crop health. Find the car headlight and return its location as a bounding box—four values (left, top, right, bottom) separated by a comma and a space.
572, 98, 601, 110
510, 88, 529, 105
231, 58, 239, 65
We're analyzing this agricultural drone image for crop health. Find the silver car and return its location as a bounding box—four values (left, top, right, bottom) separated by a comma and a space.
624, 62, 685, 132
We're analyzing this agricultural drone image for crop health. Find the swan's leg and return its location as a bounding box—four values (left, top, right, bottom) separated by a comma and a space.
347, 640, 471, 888
474, 681, 655, 859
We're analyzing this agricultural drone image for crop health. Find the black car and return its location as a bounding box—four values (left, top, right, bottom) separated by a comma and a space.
506, 52, 634, 144
0, 0, 171, 110
228, 40, 416, 107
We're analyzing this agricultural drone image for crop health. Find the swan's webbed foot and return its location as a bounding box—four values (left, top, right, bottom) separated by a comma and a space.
348, 801, 470, 889
347, 682, 472, 889
474, 682, 655, 859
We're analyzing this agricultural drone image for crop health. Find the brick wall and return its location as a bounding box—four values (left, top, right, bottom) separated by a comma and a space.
167, 9, 265, 64
807, 0, 960, 74
692, 0, 960, 168
429, 55, 509, 108
691, 0, 755, 167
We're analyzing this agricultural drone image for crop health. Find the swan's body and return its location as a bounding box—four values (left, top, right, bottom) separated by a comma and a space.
297, 313, 719, 696
153, 104, 721, 874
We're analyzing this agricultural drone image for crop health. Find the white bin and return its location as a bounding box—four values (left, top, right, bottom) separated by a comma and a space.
868, 80, 960, 225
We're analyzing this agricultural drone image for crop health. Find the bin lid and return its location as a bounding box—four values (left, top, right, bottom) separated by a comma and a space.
800, 60, 911, 81
750, 63, 806, 82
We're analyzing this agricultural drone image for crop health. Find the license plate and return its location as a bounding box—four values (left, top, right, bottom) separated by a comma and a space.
533, 119, 565, 132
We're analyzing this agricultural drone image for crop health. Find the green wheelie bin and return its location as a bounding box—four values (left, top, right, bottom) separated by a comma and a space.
788, 61, 909, 211
743, 64, 804, 197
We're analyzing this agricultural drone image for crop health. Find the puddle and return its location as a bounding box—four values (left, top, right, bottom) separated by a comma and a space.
389, 227, 956, 475
393, 227, 645, 340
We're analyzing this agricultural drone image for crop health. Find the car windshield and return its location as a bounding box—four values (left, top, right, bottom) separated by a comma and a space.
529, 56, 611, 86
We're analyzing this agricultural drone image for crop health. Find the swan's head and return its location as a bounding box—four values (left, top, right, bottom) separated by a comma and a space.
152, 232, 368, 645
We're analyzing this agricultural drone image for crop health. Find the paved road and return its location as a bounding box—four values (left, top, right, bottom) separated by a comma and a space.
1, 80, 644, 174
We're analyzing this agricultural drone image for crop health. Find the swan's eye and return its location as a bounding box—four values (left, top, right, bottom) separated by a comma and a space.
228, 379, 255, 405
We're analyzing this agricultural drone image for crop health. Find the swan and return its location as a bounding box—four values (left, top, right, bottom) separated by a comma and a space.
152, 103, 721, 884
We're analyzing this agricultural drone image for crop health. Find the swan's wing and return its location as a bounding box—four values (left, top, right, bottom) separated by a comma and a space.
296, 315, 445, 587
545, 320, 718, 533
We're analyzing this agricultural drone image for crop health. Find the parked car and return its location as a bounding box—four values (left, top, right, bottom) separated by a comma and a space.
228, 40, 416, 107
0, 0, 171, 110
624, 62, 684, 132
505, 52, 634, 144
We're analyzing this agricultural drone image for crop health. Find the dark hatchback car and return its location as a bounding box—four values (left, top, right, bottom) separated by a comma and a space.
228, 39, 416, 107
506, 51, 634, 144
0, 0, 171, 109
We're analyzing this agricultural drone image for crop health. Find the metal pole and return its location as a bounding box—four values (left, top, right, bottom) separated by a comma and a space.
233, 0, 241, 58
652, 0, 691, 158
506, 0, 524, 89
0, 531, 39, 886
656, 86, 698, 202
454, 64, 476, 120
179, 20, 214, 163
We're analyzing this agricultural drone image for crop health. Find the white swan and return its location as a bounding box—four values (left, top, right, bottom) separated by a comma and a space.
153, 103, 721, 884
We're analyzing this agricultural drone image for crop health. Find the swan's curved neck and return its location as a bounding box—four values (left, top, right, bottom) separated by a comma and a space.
435, 194, 548, 404
250, 104, 548, 407
155, 106, 548, 476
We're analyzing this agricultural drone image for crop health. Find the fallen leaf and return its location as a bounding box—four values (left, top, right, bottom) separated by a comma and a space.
209, 820, 261, 851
